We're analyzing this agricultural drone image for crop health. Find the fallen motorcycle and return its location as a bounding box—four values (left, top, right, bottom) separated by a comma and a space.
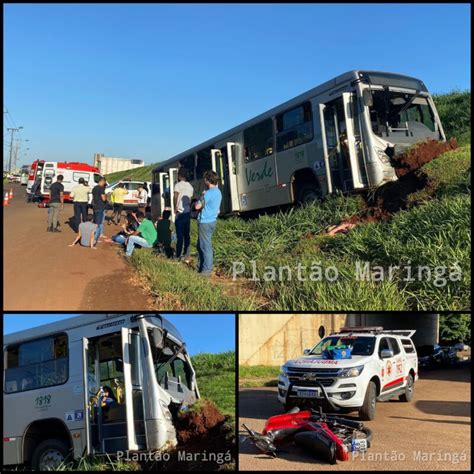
242, 381, 372, 464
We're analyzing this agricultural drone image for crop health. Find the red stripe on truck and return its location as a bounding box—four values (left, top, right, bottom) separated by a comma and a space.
383, 376, 405, 390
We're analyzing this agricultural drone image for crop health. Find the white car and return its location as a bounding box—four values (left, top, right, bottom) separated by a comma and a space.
105, 180, 152, 209
278, 326, 418, 420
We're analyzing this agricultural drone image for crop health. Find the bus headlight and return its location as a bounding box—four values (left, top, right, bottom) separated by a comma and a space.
338, 366, 364, 377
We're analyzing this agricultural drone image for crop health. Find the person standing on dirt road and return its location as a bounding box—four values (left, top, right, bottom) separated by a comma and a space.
47, 175, 64, 232
70, 177, 91, 232
110, 183, 128, 225
92, 177, 108, 244
195, 170, 222, 275
173, 167, 194, 261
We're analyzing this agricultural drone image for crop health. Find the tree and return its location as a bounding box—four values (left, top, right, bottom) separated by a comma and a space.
439, 314, 471, 345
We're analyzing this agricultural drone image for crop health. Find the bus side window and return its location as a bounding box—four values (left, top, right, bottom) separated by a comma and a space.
276, 102, 313, 152
4, 334, 69, 394
244, 119, 274, 162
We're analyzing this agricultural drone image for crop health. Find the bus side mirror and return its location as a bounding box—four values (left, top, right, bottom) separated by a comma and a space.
363, 89, 373, 107
152, 328, 165, 350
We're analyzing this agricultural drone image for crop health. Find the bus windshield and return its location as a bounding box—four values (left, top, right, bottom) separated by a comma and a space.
368, 90, 438, 141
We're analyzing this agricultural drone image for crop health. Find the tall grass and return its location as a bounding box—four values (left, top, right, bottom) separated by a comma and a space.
433, 90, 471, 144
192, 351, 235, 416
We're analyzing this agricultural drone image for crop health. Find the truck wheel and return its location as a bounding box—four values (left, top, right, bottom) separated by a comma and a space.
359, 381, 377, 420
399, 374, 414, 402
31, 439, 70, 471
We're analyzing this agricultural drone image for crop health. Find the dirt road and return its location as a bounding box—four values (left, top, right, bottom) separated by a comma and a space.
239, 365, 471, 471
3, 183, 153, 310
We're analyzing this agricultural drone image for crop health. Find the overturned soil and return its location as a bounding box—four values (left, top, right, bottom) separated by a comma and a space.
391, 138, 458, 178
144, 401, 235, 471
329, 139, 459, 230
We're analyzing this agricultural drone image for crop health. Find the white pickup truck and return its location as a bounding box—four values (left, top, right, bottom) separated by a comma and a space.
278, 327, 418, 420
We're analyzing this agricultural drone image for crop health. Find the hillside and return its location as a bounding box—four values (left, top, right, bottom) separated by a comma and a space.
105, 90, 471, 182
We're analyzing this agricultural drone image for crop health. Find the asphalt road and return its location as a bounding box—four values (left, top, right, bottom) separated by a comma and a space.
239, 365, 471, 471
3, 183, 153, 310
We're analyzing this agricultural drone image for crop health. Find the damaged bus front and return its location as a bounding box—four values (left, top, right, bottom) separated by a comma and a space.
354, 71, 446, 185
3, 314, 199, 470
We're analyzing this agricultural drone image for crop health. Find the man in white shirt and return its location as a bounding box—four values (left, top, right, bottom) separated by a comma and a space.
173, 167, 194, 260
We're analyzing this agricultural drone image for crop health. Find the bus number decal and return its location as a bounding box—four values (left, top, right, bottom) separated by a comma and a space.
35, 394, 52, 409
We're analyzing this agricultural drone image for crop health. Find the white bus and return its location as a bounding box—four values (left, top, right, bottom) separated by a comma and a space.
151, 70, 445, 218
3, 314, 200, 470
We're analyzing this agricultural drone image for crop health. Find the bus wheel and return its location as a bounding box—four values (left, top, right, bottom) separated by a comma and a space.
296, 183, 321, 204
31, 439, 70, 471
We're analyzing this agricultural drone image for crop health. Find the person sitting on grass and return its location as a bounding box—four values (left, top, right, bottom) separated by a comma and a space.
154, 209, 173, 258
68, 214, 98, 250
125, 211, 157, 257
105, 213, 138, 246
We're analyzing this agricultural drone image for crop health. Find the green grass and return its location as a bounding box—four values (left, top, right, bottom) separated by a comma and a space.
192, 351, 236, 416
130, 250, 261, 310
105, 163, 158, 183
433, 90, 471, 144
239, 365, 280, 388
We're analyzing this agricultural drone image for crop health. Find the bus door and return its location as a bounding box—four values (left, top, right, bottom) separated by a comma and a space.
212, 142, 239, 213
82, 330, 146, 455
168, 167, 178, 221
211, 146, 230, 213
319, 94, 365, 193
159, 172, 169, 212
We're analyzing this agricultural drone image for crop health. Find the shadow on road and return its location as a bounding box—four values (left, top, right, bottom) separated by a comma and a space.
389, 415, 471, 426
239, 388, 281, 420
418, 363, 471, 383
415, 400, 471, 417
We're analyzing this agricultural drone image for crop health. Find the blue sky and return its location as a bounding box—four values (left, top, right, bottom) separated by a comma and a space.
4, 3, 470, 166
3, 314, 235, 355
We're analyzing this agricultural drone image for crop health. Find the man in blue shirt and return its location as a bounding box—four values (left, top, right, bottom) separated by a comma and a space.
195, 170, 222, 275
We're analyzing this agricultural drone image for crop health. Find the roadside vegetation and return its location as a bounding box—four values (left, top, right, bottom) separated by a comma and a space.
239, 365, 280, 388
121, 91, 470, 311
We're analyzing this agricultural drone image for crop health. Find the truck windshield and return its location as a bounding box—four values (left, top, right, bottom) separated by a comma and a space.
368, 90, 437, 140
311, 336, 376, 356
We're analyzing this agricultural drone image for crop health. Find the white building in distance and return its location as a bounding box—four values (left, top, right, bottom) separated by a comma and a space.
93, 153, 144, 175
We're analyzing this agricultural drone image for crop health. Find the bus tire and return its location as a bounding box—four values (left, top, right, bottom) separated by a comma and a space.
31, 439, 70, 471
296, 182, 321, 205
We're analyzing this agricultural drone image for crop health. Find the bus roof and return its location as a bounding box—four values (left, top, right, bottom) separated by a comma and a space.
152, 69, 428, 173
3, 314, 184, 346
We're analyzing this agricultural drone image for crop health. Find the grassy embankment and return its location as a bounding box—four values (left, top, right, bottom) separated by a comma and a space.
120, 91, 470, 311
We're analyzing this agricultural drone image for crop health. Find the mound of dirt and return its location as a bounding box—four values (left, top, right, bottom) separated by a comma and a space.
325, 139, 458, 232
176, 400, 226, 444
143, 401, 235, 471
392, 138, 458, 178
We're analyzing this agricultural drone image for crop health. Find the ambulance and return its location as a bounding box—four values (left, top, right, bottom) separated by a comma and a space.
278, 326, 418, 420
36, 161, 103, 201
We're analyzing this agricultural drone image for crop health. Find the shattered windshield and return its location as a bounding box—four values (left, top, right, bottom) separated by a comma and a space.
368, 90, 438, 140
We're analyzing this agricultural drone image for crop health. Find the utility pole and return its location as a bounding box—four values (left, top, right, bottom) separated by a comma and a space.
7, 126, 23, 173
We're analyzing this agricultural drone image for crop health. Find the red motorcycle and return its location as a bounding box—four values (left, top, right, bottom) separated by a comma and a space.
242, 381, 372, 464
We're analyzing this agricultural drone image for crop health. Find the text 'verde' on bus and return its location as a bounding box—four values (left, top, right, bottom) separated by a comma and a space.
3, 314, 200, 470
150, 70, 445, 218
